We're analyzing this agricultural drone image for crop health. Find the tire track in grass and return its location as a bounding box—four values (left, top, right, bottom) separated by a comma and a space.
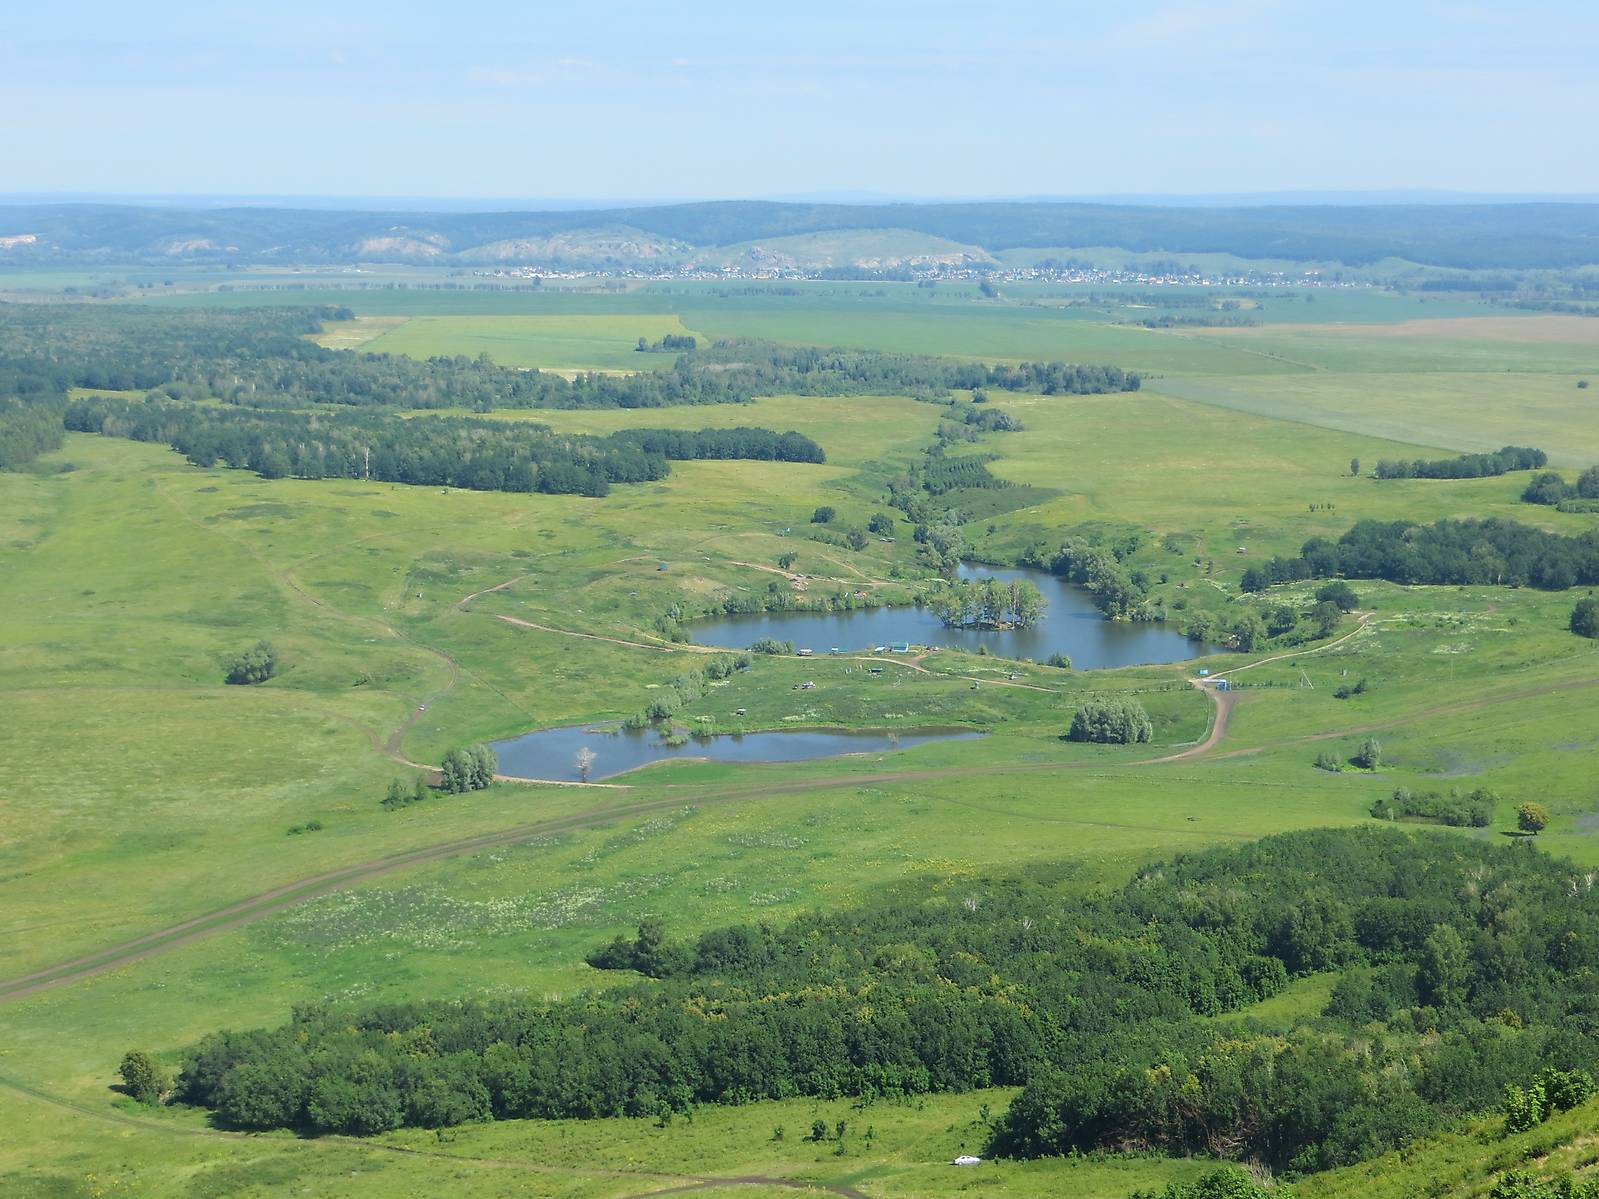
8, 626, 1584, 1006
0, 690, 1232, 1004
0, 1070, 873, 1197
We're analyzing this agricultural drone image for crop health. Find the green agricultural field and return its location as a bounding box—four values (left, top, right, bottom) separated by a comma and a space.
5, 285, 1599, 1199
352, 313, 710, 371
1155, 370, 1599, 466
1174, 315, 1599, 374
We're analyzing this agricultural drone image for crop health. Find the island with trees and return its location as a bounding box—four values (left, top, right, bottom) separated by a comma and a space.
928, 576, 1046, 630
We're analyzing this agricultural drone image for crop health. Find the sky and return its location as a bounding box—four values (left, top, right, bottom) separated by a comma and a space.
4, 0, 1598, 202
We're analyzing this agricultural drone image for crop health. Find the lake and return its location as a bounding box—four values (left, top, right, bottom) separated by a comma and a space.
491, 723, 985, 782
689, 563, 1218, 669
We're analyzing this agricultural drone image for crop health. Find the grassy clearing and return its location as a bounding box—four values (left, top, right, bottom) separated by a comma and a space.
306, 313, 410, 349
356, 313, 709, 371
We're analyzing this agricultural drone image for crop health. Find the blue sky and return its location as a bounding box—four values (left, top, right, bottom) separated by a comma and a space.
4, 1, 1597, 200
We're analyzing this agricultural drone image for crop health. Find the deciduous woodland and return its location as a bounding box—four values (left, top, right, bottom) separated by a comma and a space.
62, 395, 826, 496
0, 303, 1140, 429
168, 828, 1599, 1180
1245, 519, 1599, 591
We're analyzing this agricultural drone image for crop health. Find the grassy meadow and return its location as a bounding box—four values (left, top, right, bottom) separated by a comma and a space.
348, 313, 710, 370
3, 278, 1599, 1197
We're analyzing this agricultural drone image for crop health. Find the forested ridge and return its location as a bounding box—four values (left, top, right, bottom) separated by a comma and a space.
9, 199, 1599, 268
1374, 445, 1547, 480
163, 828, 1599, 1180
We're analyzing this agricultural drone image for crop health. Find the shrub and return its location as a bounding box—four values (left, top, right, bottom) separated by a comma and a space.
749, 638, 795, 655
810, 506, 835, 524
1129, 1168, 1282, 1199
1503, 1067, 1596, 1134
225, 640, 278, 685
1315, 581, 1360, 611
118, 1050, 169, 1105
1351, 737, 1382, 770
1572, 597, 1599, 639
1371, 787, 1494, 827
1045, 653, 1072, 669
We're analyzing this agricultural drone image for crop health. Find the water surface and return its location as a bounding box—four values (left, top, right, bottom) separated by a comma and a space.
690, 563, 1218, 669
492, 723, 984, 781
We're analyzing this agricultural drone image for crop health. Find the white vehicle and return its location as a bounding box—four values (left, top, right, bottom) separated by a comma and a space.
953, 1155, 982, 1166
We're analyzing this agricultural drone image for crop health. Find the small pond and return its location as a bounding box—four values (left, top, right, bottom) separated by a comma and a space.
492, 724, 985, 782
689, 563, 1219, 669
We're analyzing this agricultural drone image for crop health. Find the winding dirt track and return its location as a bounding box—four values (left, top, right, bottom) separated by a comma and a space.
8, 594, 1566, 1009
0, 678, 1240, 1005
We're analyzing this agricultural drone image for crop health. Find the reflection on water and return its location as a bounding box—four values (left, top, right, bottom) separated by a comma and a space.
491, 723, 985, 781
690, 564, 1220, 670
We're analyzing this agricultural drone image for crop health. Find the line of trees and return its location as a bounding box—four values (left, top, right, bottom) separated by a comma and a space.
63, 396, 824, 497
636, 334, 697, 352
1245, 520, 1599, 591
0, 304, 1140, 417
1373, 445, 1546, 480
609, 427, 825, 464
1522, 466, 1599, 506
155, 827, 1599, 1181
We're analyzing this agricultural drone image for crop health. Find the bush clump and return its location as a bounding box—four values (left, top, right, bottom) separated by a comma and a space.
1371, 787, 1496, 827
1065, 696, 1153, 744
439, 744, 496, 793
225, 640, 278, 685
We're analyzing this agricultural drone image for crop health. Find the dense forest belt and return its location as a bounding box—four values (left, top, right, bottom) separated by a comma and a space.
64, 395, 827, 496
1244, 517, 1599, 593
0, 302, 1139, 426
160, 827, 1599, 1178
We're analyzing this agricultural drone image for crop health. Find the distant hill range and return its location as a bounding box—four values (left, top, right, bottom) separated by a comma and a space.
3, 199, 1598, 271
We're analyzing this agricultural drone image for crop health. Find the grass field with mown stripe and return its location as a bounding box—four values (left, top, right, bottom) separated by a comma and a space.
1153, 371, 1599, 466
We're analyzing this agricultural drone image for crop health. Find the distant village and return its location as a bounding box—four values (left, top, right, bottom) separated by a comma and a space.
466, 262, 1358, 288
